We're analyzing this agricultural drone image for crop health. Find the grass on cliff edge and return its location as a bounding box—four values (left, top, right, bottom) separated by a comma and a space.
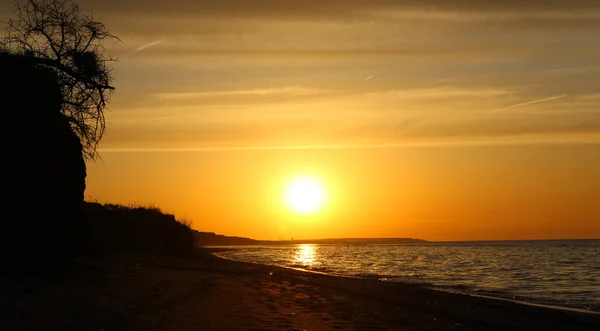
84, 201, 196, 256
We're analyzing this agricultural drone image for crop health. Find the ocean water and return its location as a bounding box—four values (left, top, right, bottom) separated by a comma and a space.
213, 240, 600, 312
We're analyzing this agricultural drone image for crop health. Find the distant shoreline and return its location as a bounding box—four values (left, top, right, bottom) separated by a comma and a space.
195, 230, 599, 246
194, 230, 428, 246
431, 238, 600, 243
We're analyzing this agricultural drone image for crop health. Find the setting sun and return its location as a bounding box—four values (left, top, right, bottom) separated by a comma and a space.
284, 177, 326, 215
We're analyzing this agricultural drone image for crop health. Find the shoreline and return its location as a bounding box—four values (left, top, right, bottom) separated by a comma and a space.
3, 251, 600, 330
207, 250, 600, 328
468, 293, 600, 316
210, 248, 600, 315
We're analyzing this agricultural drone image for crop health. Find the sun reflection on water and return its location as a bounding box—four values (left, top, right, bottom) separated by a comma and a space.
294, 244, 318, 267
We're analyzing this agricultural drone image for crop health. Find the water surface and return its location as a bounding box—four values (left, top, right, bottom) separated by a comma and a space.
214, 240, 600, 312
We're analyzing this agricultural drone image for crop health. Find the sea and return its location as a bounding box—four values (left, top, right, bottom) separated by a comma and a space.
213, 239, 600, 313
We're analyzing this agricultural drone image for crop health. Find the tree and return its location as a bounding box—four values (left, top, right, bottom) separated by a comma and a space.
1, 0, 118, 159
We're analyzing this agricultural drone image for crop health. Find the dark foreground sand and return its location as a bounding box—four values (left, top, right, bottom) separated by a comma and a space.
2, 251, 599, 331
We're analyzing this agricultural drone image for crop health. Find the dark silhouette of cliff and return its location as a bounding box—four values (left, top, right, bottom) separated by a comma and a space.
0, 52, 195, 270
0, 52, 87, 270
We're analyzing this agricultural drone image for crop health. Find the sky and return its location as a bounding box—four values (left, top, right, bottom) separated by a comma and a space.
3, 0, 599, 241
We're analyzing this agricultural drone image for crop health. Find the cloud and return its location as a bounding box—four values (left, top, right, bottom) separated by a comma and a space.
368, 86, 511, 99
85, 1, 600, 19
102, 97, 600, 152
153, 87, 330, 100
544, 66, 600, 75
25, 0, 596, 153
135, 40, 162, 52
507, 95, 567, 108
577, 92, 600, 101
73, 0, 600, 66
98, 135, 600, 153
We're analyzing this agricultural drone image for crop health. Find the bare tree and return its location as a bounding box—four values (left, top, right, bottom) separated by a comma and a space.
1, 0, 119, 159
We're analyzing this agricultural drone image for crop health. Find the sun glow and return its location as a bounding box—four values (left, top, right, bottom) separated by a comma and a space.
284, 177, 326, 214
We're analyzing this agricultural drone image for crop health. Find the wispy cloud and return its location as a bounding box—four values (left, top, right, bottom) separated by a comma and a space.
368, 86, 511, 99
81, 1, 600, 21
544, 66, 600, 75
153, 86, 329, 100
136, 40, 162, 52
98, 134, 600, 153
507, 95, 567, 108
576, 92, 600, 101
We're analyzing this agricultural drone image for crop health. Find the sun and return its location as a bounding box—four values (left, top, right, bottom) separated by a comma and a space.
284, 177, 326, 214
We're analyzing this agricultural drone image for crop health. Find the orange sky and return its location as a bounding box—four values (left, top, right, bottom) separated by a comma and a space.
6, 0, 599, 241
86, 144, 600, 241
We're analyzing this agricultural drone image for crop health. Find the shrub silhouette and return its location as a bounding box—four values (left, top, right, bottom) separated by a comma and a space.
2, 0, 118, 160
84, 202, 195, 256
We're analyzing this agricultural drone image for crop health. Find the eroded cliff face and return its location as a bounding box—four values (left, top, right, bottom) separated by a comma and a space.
0, 52, 87, 267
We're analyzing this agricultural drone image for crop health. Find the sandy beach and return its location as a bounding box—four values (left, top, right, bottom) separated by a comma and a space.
2, 250, 599, 331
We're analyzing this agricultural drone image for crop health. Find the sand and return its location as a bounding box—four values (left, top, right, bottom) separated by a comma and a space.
2, 250, 599, 331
